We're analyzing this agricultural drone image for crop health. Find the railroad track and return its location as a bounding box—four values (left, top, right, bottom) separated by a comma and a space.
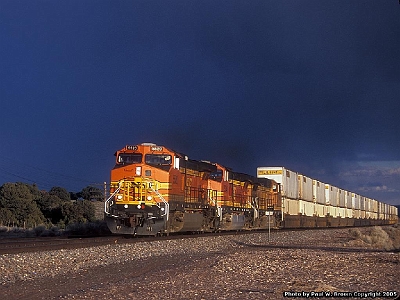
0, 229, 270, 254
0, 236, 132, 255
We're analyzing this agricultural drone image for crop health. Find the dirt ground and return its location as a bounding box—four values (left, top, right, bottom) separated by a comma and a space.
1, 228, 399, 300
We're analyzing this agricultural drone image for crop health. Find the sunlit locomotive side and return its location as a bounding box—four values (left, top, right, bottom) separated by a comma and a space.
104, 143, 282, 235
207, 165, 282, 231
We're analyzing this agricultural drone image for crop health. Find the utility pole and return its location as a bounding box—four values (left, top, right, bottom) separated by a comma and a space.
104, 182, 107, 201
267, 205, 274, 242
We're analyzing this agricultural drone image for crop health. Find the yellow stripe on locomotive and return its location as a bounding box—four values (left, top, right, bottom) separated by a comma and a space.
110, 178, 168, 207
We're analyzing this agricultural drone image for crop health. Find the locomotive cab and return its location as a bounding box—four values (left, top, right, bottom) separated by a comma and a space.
105, 144, 175, 235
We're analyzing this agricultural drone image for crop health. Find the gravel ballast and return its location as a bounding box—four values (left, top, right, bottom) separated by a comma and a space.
0, 227, 399, 299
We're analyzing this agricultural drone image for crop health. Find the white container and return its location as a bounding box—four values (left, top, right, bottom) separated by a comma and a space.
338, 207, 346, 218
372, 200, 378, 213
299, 200, 315, 216
352, 193, 360, 210
370, 199, 374, 213
360, 196, 365, 211
313, 180, 325, 204
314, 203, 325, 217
338, 189, 346, 208
392, 205, 398, 217
298, 174, 313, 202
345, 208, 353, 218
381, 203, 385, 220
384, 203, 388, 220
327, 205, 338, 217
365, 198, 371, 212
325, 184, 338, 206
285, 199, 301, 215
257, 167, 298, 200
345, 191, 352, 208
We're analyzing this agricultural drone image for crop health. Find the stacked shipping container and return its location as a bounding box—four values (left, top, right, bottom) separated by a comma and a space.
257, 166, 398, 225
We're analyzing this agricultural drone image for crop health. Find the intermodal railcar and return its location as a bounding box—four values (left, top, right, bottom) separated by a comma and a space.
257, 167, 398, 228
104, 143, 398, 235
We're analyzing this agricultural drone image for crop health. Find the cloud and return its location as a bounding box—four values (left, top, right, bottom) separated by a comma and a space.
334, 162, 400, 204
387, 168, 400, 176
359, 185, 398, 193
339, 165, 400, 178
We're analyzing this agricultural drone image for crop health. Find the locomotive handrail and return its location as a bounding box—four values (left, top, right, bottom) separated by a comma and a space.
209, 196, 222, 221
104, 182, 122, 215
249, 197, 259, 220
149, 186, 169, 221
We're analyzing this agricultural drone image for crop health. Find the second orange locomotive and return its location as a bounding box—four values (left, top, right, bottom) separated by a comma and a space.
105, 143, 281, 235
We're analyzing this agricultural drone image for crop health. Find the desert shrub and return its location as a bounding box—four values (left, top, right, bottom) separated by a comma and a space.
348, 226, 400, 251
65, 220, 110, 236
382, 226, 400, 250
40, 226, 61, 237
28, 225, 63, 237
348, 228, 362, 239
33, 225, 47, 236
369, 226, 392, 250
0, 226, 27, 238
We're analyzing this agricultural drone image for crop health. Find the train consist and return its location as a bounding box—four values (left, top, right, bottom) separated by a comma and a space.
104, 143, 398, 235
257, 167, 398, 228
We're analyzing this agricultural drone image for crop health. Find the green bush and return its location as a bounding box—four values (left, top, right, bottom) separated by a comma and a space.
0, 182, 99, 234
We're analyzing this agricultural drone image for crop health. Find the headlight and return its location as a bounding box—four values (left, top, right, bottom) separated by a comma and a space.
117, 195, 123, 200
147, 196, 153, 201
136, 166, 141, 176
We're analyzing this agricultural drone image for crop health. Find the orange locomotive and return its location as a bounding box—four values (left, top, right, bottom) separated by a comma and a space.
104, 143, 281, 235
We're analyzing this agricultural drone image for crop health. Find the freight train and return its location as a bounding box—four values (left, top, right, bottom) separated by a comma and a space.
104, 143, 398, 235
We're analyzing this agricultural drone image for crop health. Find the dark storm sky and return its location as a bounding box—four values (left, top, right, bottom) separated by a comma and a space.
1, 1, 399, 205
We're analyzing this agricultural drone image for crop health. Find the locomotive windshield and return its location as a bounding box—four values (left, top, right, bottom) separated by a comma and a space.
117, 153, 142, 165
210, 170, 223, 182
145, 154, 172, 165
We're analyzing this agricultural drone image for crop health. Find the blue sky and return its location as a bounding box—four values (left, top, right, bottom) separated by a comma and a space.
1, 1, 399, 205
